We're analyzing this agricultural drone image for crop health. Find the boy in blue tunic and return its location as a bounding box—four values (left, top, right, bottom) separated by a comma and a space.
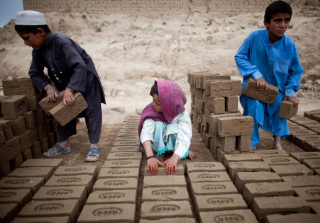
15, 10, 105, 161
235, 1, 303, 150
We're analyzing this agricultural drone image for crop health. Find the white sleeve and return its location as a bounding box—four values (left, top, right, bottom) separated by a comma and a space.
174, 111, 192, 159
140, 119, 156, 145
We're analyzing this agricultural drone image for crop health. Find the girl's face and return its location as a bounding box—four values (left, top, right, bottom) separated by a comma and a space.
152, 94, 162, 113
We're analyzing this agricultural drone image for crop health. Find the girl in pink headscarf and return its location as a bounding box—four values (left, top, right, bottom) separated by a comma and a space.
138, 80, 196, 175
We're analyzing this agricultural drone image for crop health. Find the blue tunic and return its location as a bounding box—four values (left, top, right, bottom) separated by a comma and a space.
235, 28, 303, 146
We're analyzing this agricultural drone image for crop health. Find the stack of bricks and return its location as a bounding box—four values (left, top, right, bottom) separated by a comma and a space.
77, 115, 141, 222
0, 78, 58, 178
187, 72, 254, 159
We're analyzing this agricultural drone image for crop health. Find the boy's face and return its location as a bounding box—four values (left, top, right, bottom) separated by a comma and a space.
152, 94, 162, 113
17, 29, 46, 50
264, 12, 291, 43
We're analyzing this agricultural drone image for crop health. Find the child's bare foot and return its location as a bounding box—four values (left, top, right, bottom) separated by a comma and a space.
250, 146, 256, 150
155, 154, 164, 162
273, 136, 282, 150
188, 151, 196, 161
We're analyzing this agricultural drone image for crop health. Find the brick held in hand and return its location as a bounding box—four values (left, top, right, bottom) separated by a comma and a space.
279, 101, 298, 119
39, 91, 65, 115
243, 77, 279, 104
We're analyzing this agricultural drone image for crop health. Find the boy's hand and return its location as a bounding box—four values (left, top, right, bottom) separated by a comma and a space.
256, 77, 269, 90
147, 158, 164, 175
44, 84, 59, 102
163, 154, 179, 175
63, 88, 75, 106
284, 96, 299, 107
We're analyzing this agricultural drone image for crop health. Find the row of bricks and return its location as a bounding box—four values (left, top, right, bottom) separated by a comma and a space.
305, 109, 320, 122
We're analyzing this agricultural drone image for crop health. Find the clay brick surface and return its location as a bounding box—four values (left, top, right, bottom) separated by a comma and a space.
210, 80, 242, 97
40, 137, 49, 153
294, 135, 320, 148
252, 196, 310, 222
263, 157, 300, 165
282, 175, 320, 187
11, 216, 70, 223
186, 162, 226, 173
142, 187, 189, 202
115, 136, 139, 142
228, 161, 270, 181
254, 149, 289, 158
33, 109, 47, 125
144, 164, 184, 176
33, 186, 87, 209
0, 162, 11, 178
78, 203, 135, 223
26, 94, 42, 111
194, 194, 247, 212
54, 166, 97, 176
223, 153, 262, 167
18, 199, 79, 223
303, 158, 320, 169
93, 178, 138, 191
202, 75, 230, 94
8, 167, 54, 182
199, 209, 258, 223
103, 160, 141, 168
39, 91, 64, 115
188, 172, 231, 183
294, 186, 320, 202
235, 134, 251, 152
141, 200, 192, 220
106, 152, 142, 160
45, 175, 94, 194
243, 182, 294, 206
22, 148, 33, 161
226, 96, 238, 112
20, 159, 62, 170
87, 189, 136, 204
243, 77, 279, 104
279, 101, 298, 119
304, 140, 320, 152
2, 78, 39, 96
118, 128, 138, 134
144, 175, 186, 188
11, 154, 24, 170
0, 125, 5, 145
0, 203, 19, 223
0, 177, 44, 195
113, 141, 140, 146
11, 116, 26, 136
50, 92, 88, 126
266, 213, 320, 223
1, 95, 28, 119
19, 129, 37, 152
206, 97, 225, 114
191, 181, 238, 196
235, 172, 282, 193
0, 189, 32, 209
218, 116, 254, 137
0, 137, 21, 165
23, 111, 35, 130
36, 124, 47, 139
47, 132, 55, 148
98, 167, 139, 179
0, 120, 13, 141
31, 141, 42, 158
140, 218, 196, 223
271, 164, 313, 177
216, 135, 236, 152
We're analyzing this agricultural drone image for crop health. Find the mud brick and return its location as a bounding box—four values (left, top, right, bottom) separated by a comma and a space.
45, 175, 93, 194
195, 73, 219, 89
23, 111, 35, 130
33, 109, 47, 125
118, 128, 138, 134
0, 120, 13, 141
235, 134, 251, 151
22, 149, 33, 161
289, 125, 307, 131
33, 185, 86, 209
11, 154, 24, 170
279, 101, 298, 119
93, 178, 138, 191
308, 202, 320, 214
0, 162, 11, 178
31, 141, 42, 158
303, 140, 320, 152
207, 97, 225, 114
252, 196, 310, 222
11, 217, 70, 223
8, 167, 54, 182
235, 172, 282, 193
26, 94, 42, 111
195, 88, 203, 98
11, 116, 26, 136
294, 186, 320, 202
216, 135, 236, 152
263, 157, 300, 165
0, 188, 32, 209
210, 80, 242, 97
47, 133, 55, 148
98, 167, 139, 179
223, 153, 262, 168
0, 96, 8, 116
294, 135, 320, 148
218, 116, 254, 137
87, 189, 136, 204
18, 199, 79, 223
19, 129, 37, 152
144, 175, 186, 188
106, 152, 142, 161
141, 200, 192, 220
113, 141, 140, 147
283, 175, 320, 187
254, 149, 289, 158
186, 162, 226, 173
243, 182, 294, 206
145, 164, 184, 176
199, 209, 258, 223
54, 166, 97, 177
191, 181, 238, 196
39, 137, 49, 153
140, 218, 196, 223
36, 124, 47, 139
225, 96, 238, 112
142, 187, 189, 202
0, 203, 19, 223
0, 125, 5, 145
0, 137, 21, 165
271, 164, 313, 177
305, 109, 320, 118
217, 149, 244, 163
203, 75, 230, 94
39, 91, 64, 115
188, 172, 231, 183
266, 213, 320, 223
303, 158, 320, 170
1, 95, 28, 119
0, 177, 44, 195
228, 161, 270, 181
103, 160, 141, 168
21, 159, 61, 170
243, 77, 279, 104
294, 119, 319, 126
2, 78, 39, 96
301, 122, 320, 129
194, 194, 247, 212
115, 136, 139, 142
314, 169, 320, 175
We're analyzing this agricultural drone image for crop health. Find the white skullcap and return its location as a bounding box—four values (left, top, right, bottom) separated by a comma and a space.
15, 10, 47, 25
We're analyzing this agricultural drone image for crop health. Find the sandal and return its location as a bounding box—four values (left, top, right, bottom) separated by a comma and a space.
85, 147, 100, 162
44, 144, 71, 157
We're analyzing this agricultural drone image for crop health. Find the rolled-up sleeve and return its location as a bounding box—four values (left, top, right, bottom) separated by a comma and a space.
174, 111, 192, 159
140, 119, 156, 145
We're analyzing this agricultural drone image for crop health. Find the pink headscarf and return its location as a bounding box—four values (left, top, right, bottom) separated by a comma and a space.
138, 80, 186, 141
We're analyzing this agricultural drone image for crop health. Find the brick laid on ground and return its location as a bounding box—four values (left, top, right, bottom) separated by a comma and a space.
0, 177, 43, 195
97, 167, 139, 179
243, 182, 295, 206
186, 162, 226, 173
106, 152, 142, 160
294, 186, 320, 202
199, 209, 259, 223
93, 178, 138, 191
0, 189, 32, 209
53, 166, 97, 177
302, 158, 320, 170
110, 146, 139, 153
190, 181, 238, 197
78, 203, 135, 223
218, 116, 254, 137
228, 161, 270, 181
188, 172, 231, 183
87, 189, 136, 204
270, 164, 313, 177
282, 175, 320, 187
1, 95, 28, 119
20, 159, 63, 170
290, 152, 320, 161
266, 213, 320, 223
11, 216, 70, 223
0, 203, 19, 223
140, 218, 196, 223
144, 175, 186, 188
7, 167, 54, 182
262, 157, 300, 165
31, 142, 42, 159
103, 159, 141, 168
252, 196, 310, 222
140, 200, 193, 220
18, 199, 79, 223
22, 148, 33, 161
45, 175, 94, 194
145, 164, 184, 176
222, 153, 262, 168
142, 187, 189, 202
253, 149, 289, 158
11, 154, 24, 170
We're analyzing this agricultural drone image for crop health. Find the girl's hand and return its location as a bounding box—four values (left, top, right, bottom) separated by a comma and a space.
283, 96, 299, 107
147, 158, 164, 175
63, 87, 75, 106
163, 154, 179, 175
256, 77, 269, 90
44, 84, 59, 102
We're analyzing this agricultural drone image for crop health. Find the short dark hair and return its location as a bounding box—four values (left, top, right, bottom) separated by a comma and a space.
150, 81, 158, 96
15, 25, 50, 34
264, 1, 292, 24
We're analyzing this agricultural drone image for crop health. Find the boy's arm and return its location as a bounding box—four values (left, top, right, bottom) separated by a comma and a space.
29, 51, 51, 93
